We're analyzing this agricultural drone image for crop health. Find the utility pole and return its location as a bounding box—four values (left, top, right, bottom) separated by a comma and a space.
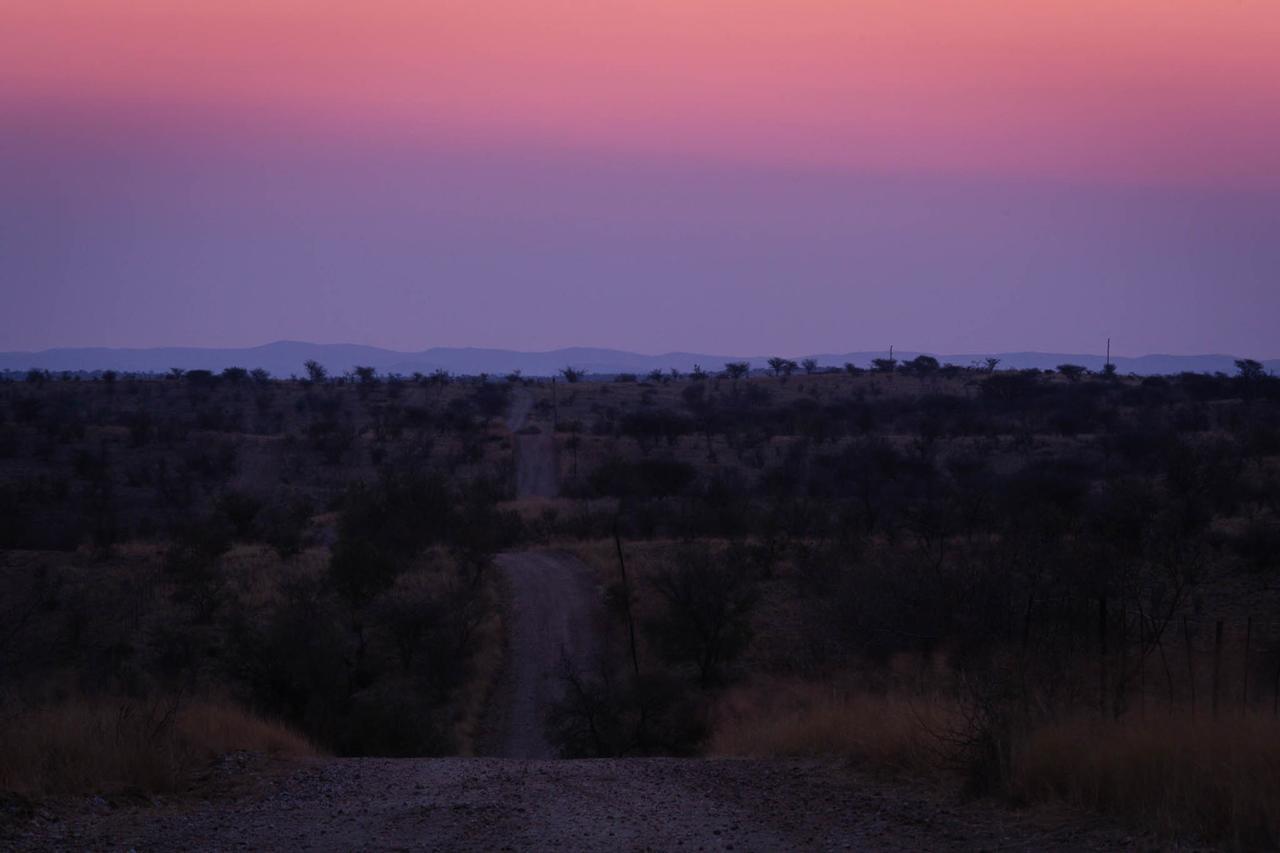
1106, 338, 1111, 370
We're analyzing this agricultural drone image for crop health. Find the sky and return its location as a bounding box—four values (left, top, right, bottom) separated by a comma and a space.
2, 1, 1278, 357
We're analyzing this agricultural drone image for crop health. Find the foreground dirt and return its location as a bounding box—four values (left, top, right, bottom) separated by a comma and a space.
9, 756, 1157, 852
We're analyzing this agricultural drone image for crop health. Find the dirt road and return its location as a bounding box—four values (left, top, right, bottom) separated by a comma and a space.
507, 387, 559, 499
484, 551, 602, 759
14, 756, 1142, 851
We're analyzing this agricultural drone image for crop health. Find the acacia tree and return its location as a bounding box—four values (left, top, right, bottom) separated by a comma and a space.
905, 355, 940, 377
304, 360, 328, 384
767, 357, 798, 378
801, 358, 819, 375
1236, 358, 1265, 381
1057, 364, 1087, 382
561, 366, 584, 383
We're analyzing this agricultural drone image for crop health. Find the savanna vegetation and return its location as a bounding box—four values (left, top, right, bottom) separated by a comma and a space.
1, 367, 520, 793
3, 357, 1279, 844
532, 357, 1280, 845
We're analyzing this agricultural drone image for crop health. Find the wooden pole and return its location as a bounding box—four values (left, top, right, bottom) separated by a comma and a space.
1242, 615, 1252, 712
1118, 598, 1128, 717
613, 520, 641, 680
1138, 613, 1146, 719
1273, 654, 1280, 718
1183, 616, 1196, 719
1212, 619, 1224, 720
1099, 595, 1108, 717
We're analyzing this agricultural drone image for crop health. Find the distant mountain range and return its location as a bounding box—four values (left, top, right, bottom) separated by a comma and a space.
1, 341, 1275, 378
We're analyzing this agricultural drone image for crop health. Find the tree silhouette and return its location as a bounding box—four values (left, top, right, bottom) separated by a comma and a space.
1236, 359, 1265, 381
904, 355, 939, 377
304, 360, 328, 384
767, 358, 798, 379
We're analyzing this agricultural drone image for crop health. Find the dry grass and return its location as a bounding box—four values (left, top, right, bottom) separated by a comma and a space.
1013, 712, 1280, 845
708, 679, 952, 775
0, 696, 316, 797
709, 679, 1280, 844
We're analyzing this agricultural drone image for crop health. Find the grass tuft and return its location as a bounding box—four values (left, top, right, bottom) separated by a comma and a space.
1013, 713, 1280, 846
0, 696, 316, 797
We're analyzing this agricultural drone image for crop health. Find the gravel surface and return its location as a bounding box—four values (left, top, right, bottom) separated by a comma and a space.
506, 388, 558, 500
8, 757, 1156, 852
512, 433, 558, 499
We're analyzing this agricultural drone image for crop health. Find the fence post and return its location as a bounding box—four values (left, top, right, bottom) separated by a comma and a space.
1098, 595, 1108, 717
1138, 614, 1146, 719
1211, 619, 1224, 720
1183, 616, 1196, 719
1274, 653, 1280, 718
613, 520, 641, 681
1242, 615, 1252, 713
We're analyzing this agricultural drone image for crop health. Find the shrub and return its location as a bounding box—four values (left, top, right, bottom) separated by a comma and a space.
647, 546, 757, 685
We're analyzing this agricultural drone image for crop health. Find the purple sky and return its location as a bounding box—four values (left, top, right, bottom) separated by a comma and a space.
3, 107, 1278, 359
5, 3, 1280, 358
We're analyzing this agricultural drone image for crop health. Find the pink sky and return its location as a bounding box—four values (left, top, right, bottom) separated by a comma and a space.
7, 0, 1279, 186
2, 2, 1278, 355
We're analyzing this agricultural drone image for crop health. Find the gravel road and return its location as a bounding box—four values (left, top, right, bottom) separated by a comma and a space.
484, 551, 602, 758
11, 756, 1146, 851
507, 387, 558, 499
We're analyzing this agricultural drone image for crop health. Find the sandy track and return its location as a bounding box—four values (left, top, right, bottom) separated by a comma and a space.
483, 551, 602, 759
513, 434, 558, 499
14, 757, 1142, 851
507, 387, 558, 499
